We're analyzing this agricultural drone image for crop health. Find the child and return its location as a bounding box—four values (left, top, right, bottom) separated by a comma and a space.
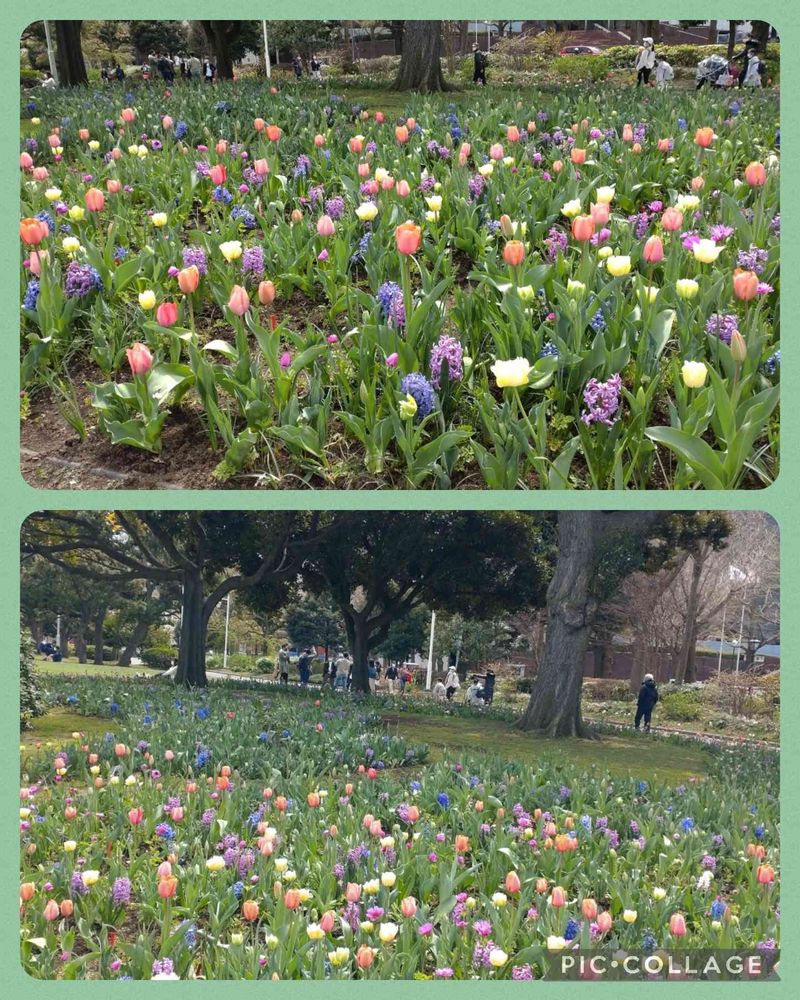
655, 56, 674, 90
634, 673, 660, 732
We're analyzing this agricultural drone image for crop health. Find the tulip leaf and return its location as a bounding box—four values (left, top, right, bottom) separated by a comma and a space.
645, 426, 726, 489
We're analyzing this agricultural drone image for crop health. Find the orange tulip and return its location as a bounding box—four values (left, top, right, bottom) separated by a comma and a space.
60, 899, 74, 918
455, 834, 470, 853
121, 107, 136, 123
356, 945, 375, 969
657, 138, 671, 153
63, 804, 77, 820
395, 125, 409, 144
732, 269, 759, 301
406, 117, 416, 130
552, 159, 563, 173
503, 240, 525, 267
582, 898, 598, 920
550, 886, 567, 908
744, 161, 767, 187
254, 117, 266, 132
622, 124, 634, 142
570, 147, 586, 165
507, 125, 520, 143
106, 178, 121, 194
258, 280, 276, 305
79, 128, 90, 141
307, 792, 321, 808
158, 876, 178, 899
395, 222, 421, 256
406, 804, 420, 822
695, 127, 714, 148
178, 266, 200, 294
20, 882, 36, 902
284, 888, 301, 909
266, 125, 282, 142
505, 871, 522, 894
349, 136, 364, 154
596, 910, 613, 933
571, 215, 595, 242
757, 864, 775, 884
242, 899, 260, 921
209, 164, 226, 186
20, 218, 49, 246
536, 877, 549, 894
474, 800, 484, 813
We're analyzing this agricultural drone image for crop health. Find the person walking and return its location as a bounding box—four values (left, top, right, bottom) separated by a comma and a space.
635, 37, 656, 87
298, 648, 312, 686
310, 54, 322, 82
634, 673, 660, 732
203, 59, 216, 83
472, 43, 487, 86
293, 54, 303, 80
444, 665, 461, 701
368, 659, 378, 694
277, 643, 290, 684
385, 663, 398, 694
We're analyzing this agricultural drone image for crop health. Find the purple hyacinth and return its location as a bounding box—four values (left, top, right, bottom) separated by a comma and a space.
70, 871, 89, 896
64, 261, 103, 298
544, 227, 569, 261
112, 877, 132, 905
705, 313, 738, 345
400, 372, 436, 419
182, 246, 208, 275
582, 373, 623, 427
468, 175, 485, 200
429, 334, 464, 389
152, 958, 175, 977
513, 965, 534, 980
737, 245, 769, 274
241, 246, 265, 276
376, 281, 405, 328
709, 224, 735, 243
324, 195, 345, 220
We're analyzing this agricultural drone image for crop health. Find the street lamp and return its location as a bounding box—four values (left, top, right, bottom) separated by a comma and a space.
261, 20, 272, 79
223, 594, 232, 671
426, 611, 436, 690
43, 21, 58, 85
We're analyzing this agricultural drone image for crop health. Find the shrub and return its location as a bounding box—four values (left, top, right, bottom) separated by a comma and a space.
20, 630, 44, 729
91, 645, 118, 662
141, 646, 176, 670
553, 55, 610, 83
583, 679, 632, 702
225, 653, 258, 673
661, 689, 702, 722
516, 677, 534, 694
20, 68, 41, 87
256, 657, 274, 674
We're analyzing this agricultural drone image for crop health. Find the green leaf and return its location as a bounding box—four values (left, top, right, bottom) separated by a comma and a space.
645, 426, 726, 489
203, 339, 238, 359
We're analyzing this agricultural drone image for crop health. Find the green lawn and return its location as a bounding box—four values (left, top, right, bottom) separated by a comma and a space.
34, 656, 160, 679
384, 714, 712, 785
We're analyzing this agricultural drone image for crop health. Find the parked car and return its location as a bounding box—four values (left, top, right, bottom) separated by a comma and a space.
559, 45, 602, 56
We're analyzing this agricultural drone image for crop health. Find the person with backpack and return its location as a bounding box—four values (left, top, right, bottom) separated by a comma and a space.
634, 673, 660, 732
635, 37, 656, 87
472, 43, 487, 86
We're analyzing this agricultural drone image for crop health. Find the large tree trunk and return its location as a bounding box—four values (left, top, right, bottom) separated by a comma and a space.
176, 570, 207, 686
750, 21, 771, 52
118, 617, 151, 666
707, 20, 718, 44
55, 21, 88, 87
93, 610, 106, 665
517, 512, 598, 737
727, 23, 738, 61
674, 553, 703, 684
349, 615, 371, 693
201, 21, 235, 80
393, 21, 451, 92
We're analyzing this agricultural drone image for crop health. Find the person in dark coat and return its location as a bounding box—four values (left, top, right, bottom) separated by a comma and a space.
472, 44, 487, 86
635, 673, 659, 732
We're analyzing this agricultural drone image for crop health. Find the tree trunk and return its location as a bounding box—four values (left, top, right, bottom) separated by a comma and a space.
201, 22, 235, 80
93, 610, 106, 665
118, 617, 151, 666
674, 553, 703, 684
350, 616, 371, 693
392, 21, 451, 92
750, 21, 771, 53
727, 23, 738, 61
176, 570, 207, 687
517, 512, 598, 737
591, 642, 607, 678
74, 616, 88, 663
707, 20, 718, 44
55, 21, 88, 87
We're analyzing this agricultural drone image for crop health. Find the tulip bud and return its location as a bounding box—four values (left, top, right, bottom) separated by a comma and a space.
228, 285, 250, 316
730, 329, 747, 363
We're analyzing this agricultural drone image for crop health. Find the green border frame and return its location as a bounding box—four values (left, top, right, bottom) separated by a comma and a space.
4, 3, 795, 994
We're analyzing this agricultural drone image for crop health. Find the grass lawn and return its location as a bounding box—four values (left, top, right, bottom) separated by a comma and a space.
34, 656, 160, 679
384, 714, 713, 785
20, 708, 120, 770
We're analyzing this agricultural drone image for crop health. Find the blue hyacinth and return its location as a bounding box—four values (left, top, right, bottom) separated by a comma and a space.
400, 372, 436, 420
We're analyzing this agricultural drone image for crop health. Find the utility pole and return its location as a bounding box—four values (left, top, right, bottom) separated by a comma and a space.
717, 601, 727, 676
223, 595, 232, 671
43, 20, 58, 85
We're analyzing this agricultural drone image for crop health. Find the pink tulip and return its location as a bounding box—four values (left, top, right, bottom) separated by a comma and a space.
314, 134, 326, 147
254, 158, 269, 177
48, 133, 61, 149
358, 161, 371, 178
320, 910, 336, 932
228, 285, 250, 316
162, 115, 173, 130
209, 164, 226, 186
670, 913, 687, 937
28, 250, 49, 277
128, 807, 144, 825
317, 215, 335, 237
32, 166, 49, 180
156, 302, 178, 327
43, 900, 60, 921
106, 178, 121, 194
661, 208, 683, 232
396, 179, 411, 198
643, 236, 664, 264
126, 342, 153, 376
19, 152, 33, 170
120, 107, 136, 123
489, 143, 504, 161
400, 896, 418, 917
258, 280, 276, 305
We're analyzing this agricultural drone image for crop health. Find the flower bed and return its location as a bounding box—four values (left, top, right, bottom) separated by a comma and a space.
20, 678, 778, 979
20, 83, 779, 489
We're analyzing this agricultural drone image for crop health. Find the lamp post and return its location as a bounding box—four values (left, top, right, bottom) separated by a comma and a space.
43, 21, 58, 85
262, 20, 272, 79
426, 611, 436, 690
223, 594, 232, 671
